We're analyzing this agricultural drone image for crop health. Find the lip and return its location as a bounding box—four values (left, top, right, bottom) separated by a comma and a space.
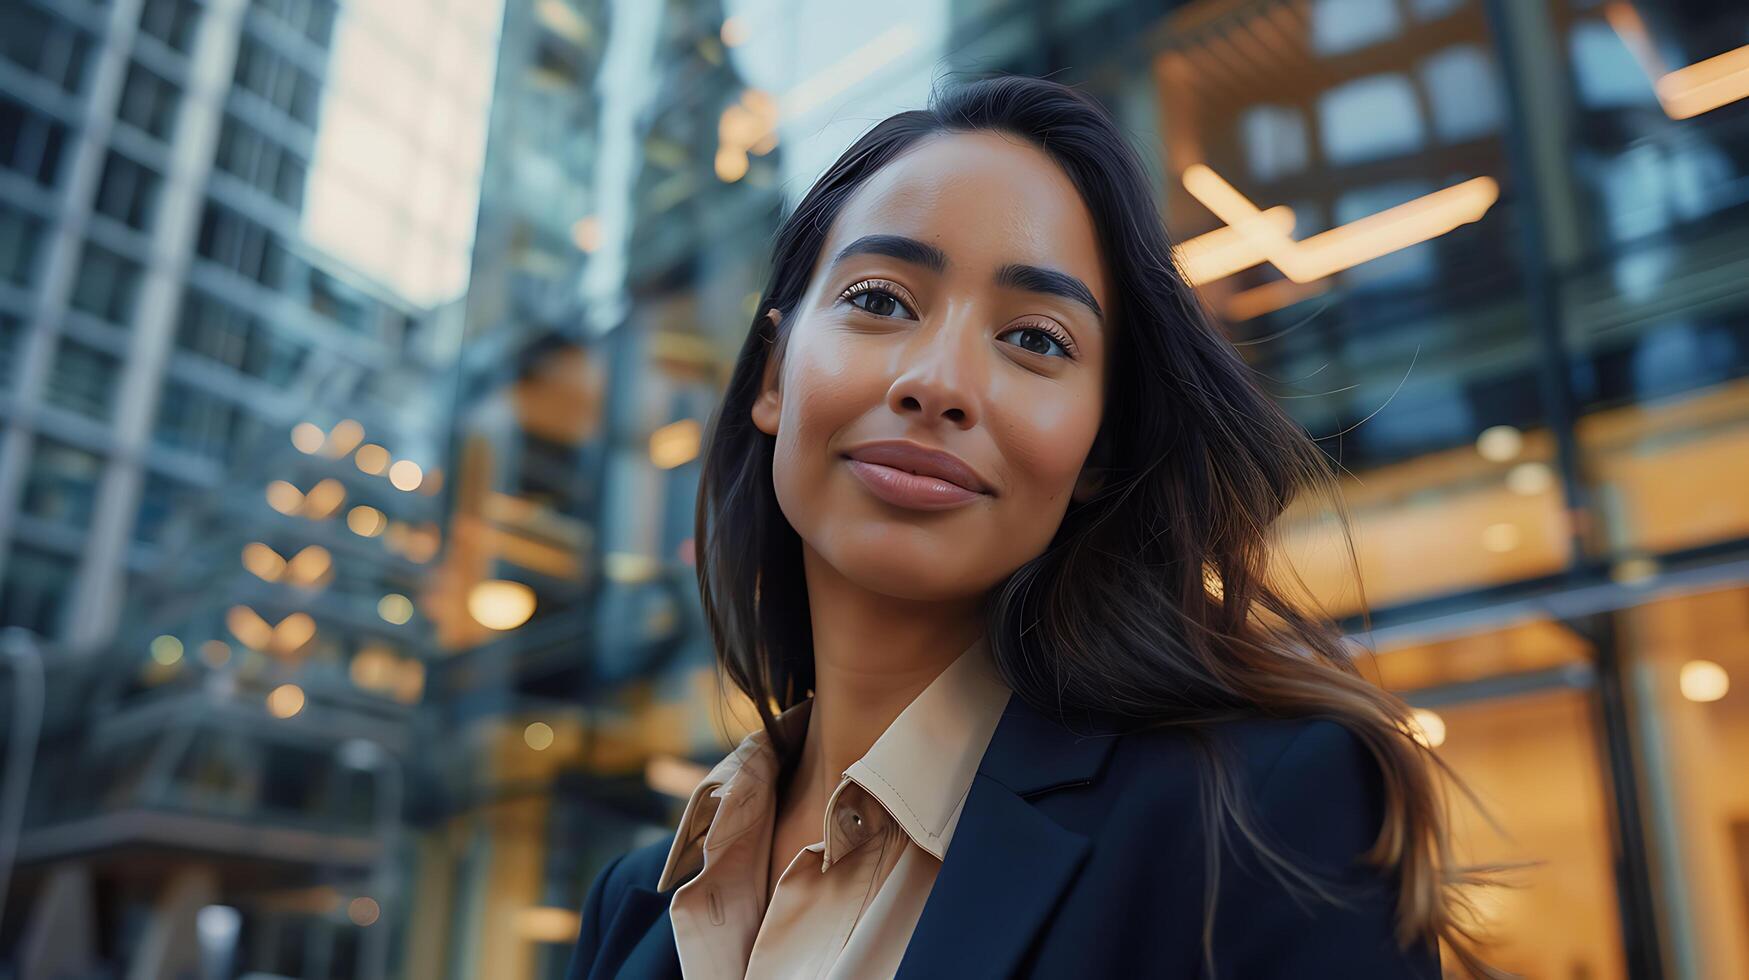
841, 440, 993, 511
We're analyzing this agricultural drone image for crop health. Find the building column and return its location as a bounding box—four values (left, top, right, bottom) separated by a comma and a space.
63, 0, 247, 652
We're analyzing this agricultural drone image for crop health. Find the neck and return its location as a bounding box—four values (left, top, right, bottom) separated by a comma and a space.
783, 541, 986, 817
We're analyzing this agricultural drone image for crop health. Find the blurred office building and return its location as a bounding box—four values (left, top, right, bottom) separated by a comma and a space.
0, 0, 495, 975
3, 0, 1749, 979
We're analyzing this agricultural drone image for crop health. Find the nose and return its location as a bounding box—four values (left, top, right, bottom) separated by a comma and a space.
885, 308, 985, 430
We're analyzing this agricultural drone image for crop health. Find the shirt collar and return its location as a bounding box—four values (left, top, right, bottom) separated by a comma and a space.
654, 635, 1013, 890
841, 634, 1012, 860
655, 697, 808, 891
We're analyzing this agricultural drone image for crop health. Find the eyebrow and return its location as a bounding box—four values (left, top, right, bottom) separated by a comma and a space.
994, 263, 1104, 324
834, 233, 946, 274
831, 233, 1104, 323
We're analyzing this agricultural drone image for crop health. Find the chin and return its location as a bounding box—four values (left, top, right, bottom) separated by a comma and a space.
815, 526, 1010, 602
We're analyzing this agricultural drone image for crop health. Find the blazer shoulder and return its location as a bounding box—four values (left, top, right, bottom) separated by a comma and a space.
1217, 716, 1389, 870
1111, 716, 1387, 866
1111, 714, 1364, 784
607, 830, 679, 894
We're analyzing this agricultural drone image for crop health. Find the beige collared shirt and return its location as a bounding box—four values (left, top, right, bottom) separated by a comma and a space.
655, 635, 1014, 979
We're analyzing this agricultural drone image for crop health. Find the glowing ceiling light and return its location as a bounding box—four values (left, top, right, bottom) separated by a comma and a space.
303, 478, 346, 519
1475, 425, 1523, 462
649, 419, 701, 469
226, 605, 274, 650
348, 896, 381, 927
267, 683, 306, 719
325, 419, 365, 458
347, 505, 386, 537
242, 542, 288, 582
286, 545, 332, 586
1407, 708, 1446, 748
377, 593, 415, 625
150, 634, 183, 665
1679, 660, 1729, 703
524, 721, 555, 751
1180, 164, 1497, 285
1176, 205, 1297, 285
715, 146, 748, 183
468, 580, 536, 630
271, 612, 316, 654
266, 480, 304, 515
355, 443, 390, 475
291, 422, 325, 454
388, 459, 423, 491
1506, 461, 1554, 496
1604, 3, 1749, 119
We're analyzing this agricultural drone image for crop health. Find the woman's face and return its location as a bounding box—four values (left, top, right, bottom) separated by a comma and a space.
752, 130, 1111, 602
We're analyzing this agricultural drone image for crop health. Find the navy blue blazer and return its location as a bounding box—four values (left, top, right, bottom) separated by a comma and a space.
564, 693, 1442, 979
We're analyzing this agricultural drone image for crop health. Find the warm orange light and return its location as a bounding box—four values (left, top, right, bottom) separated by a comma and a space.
271, 612, 316, 654
649, 419, 701, 469
347, 505, 386, 537
1223, 278, 1329, 322
571, 215, 602, 252
243, 542, 288, 582
1475, 425, 1524, 462
1177, 205, 1297, 285
715, 146, 748, 182
393, 658, 424, 705
524, 721, 555, 751
1181, 164, 1498, 284
1679, 659, 1730, 702
348, 896, 380, 926
388, 459, 423, 491
350, 645, 400, 691
1657, 44, 1749, 119
227, 605, 274, 649
1407, 708, 1447, 748
290, 422, 325, 454
325, 419, 365, 458
286, 545, 332, 586
303, 478, 346, 519
200, 640, 231, 667
266, 480, 304, 515
355, 443, 390, 475
518, 906, 582, 942
468, 580, 536, 630
267, 683, 305, 718
1605, 3, 1749, 119
404, 523, 441, 563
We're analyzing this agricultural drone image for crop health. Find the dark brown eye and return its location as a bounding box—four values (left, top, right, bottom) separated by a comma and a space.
848, 287, 914, 319
999, 324, 1070, 359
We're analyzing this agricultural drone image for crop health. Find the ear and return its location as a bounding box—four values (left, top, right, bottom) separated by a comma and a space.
750, 308, 784, 437
1071, 430, 1109, 504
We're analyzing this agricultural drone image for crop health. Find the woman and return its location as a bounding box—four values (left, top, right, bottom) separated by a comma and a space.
565, 74, 1494, 979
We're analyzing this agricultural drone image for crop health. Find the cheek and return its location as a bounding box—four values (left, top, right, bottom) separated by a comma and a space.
993, 388, 1103, 506
768, 327, 874, 502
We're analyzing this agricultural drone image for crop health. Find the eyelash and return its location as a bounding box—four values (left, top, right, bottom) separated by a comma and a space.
836, 280, 1078, 360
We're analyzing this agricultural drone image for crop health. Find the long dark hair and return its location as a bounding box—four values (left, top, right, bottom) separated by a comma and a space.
694, 73, 1503, 976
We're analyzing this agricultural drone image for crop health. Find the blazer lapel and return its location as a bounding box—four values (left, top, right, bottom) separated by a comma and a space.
894, 695, 1122, 979
591, 885, 682, 980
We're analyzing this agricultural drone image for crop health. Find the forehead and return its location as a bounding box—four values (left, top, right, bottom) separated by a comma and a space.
822, 131, 1109, 307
